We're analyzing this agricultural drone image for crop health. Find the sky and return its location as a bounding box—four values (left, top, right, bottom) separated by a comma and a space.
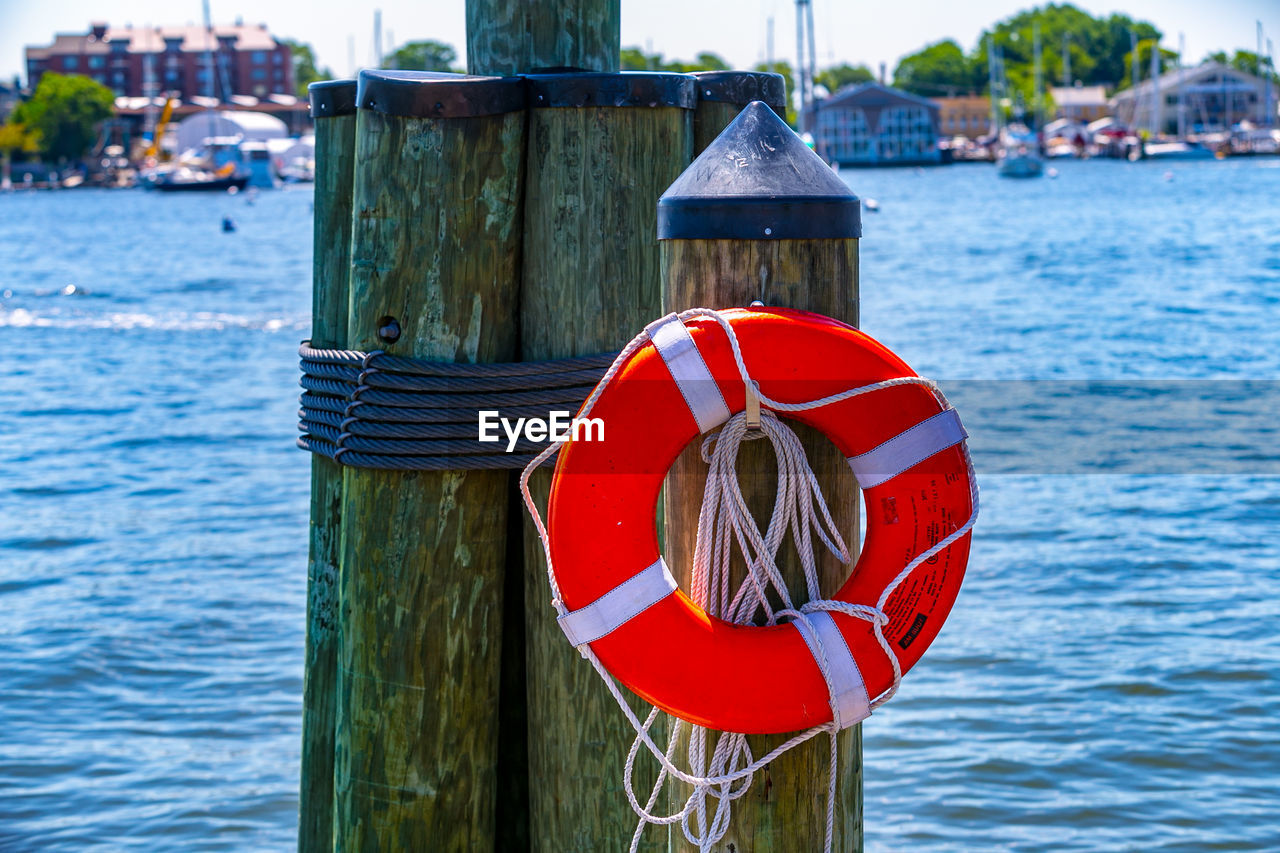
2, 0, 1276, 86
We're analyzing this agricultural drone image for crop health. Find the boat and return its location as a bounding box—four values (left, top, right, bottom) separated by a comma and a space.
148, 165, 249, 192
987, 30, 1045, 179
140, 137, 250, 191
139, 0, 252, 191
996, 125, 1044, 178
1140, 141, 1216, 160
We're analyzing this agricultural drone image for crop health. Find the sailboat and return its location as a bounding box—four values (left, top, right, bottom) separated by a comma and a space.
991, 30, 1045, 178
140, 1, 250, 192
996, 124, 1044, 177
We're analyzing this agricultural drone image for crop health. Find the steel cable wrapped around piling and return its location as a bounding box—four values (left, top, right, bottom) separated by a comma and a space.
296, 342, 614, 470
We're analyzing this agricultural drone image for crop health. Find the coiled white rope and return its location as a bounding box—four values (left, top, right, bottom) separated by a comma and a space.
519, 308, 980, 852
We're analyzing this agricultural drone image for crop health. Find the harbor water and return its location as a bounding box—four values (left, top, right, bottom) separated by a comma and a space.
2, 158, 1278, 850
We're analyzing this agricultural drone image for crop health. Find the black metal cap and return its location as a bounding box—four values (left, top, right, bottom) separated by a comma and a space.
357, 69, 526, 118
525, 71, 696, 109
309, 79, 358, 117
693, 71, 786, 116
658, 101, 860, 240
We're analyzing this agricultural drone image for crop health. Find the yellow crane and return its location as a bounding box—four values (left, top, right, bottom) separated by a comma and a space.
143, 97, 176, 160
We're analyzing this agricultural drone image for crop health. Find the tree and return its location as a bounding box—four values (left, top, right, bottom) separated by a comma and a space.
620, 47, 730, 73
621, 47, 655, 70
971, 6, 1160, 92
893, 40, 978, 96
752, 60, 796, 126
11, 73, 114, 163
384, 40, 458, 73
1204, 50, 1279, 83
689, 52, 731, 72
1116, 39, 1179, 90
814, 63, 874, 95
0, 120, 40, 185
279, 38, 332, 98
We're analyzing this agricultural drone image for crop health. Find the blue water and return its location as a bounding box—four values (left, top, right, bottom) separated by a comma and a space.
2, 157, 1279, 851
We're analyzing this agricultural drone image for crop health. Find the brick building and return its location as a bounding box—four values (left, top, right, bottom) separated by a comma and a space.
931, 95, 992, 139
26, 21, 293, 100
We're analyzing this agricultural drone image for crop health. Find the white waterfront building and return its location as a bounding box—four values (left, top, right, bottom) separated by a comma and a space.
1110, 61, 1277, 134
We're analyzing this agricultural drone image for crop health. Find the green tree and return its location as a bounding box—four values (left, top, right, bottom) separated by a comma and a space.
688, 52, 731, 72
893, 39, 978, 96
0, 119, 40, 184
752, 60, 795, 126
1116, 39, 1179, 89
814, 63, 874, 95
11, 73, 113, 163
972, 6, 1160, 93
384, 40, 458, 72
279, 38, 333, 98
620, 46, 655, 70
1204, 50, 1279, 82
620, 47, 730, 73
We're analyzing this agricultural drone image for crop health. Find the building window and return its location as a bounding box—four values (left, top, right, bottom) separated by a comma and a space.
66, 56, 79, 70
878, 105, 935, 160
272, 52, 283, 65
251, 68, 266, 80
252, 51, 267, 64
818, 107, 873, 162
88, 55, 105, 69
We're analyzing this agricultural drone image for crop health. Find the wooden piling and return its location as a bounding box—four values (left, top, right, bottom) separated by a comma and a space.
466, 0, 621, 77
658, 101, 865, 853
332, 70, 527, 852
690, 71, 786, 154
300, 78, 356, 853
520, 71, 695, 852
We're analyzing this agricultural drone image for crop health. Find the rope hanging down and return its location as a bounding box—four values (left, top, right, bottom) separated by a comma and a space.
520, 308, 980, 853
295, 343, 614, 470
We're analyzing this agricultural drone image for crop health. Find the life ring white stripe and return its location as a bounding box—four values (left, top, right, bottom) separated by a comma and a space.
557, 557, 679, 648
847, 408, 967, 488
792, 611, 871, 730
645, 314, 732, 434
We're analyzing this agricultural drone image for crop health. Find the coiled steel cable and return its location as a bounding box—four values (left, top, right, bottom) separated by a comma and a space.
296, 342, 614, 470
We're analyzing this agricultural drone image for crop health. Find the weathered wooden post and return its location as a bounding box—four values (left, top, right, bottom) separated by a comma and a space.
300, 77, 356, 853
467, 7, 622, 848
658, 101, 865, 852
690, 71, 787, 154
519, 69, 695, 851
466, 0, 620, 77
332, 69, 527, 851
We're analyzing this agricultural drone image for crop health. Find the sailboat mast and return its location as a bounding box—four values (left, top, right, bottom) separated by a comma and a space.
143, 33, 157, 139
806, 0, 817, 107
1150, 37, 1161, 134
988, 35, 999, 133
1259, 22, 1267, 125
1268, 38, 1275, 128
1033, 22, 1043, 131
203, 0, 216, 139
1062, 32, 1071, 87
795, 0, 809, 126
1129, 29, 1140, 128
1178, 33, 1187, 138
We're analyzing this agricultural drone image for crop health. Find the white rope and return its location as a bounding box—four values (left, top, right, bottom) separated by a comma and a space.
518, 308, 980, 852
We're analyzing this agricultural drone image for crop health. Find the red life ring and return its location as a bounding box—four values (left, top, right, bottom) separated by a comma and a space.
546, 307, 974, 735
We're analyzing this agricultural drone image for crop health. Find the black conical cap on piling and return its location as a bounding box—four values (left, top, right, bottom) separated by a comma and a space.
657, 100, 860, 240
